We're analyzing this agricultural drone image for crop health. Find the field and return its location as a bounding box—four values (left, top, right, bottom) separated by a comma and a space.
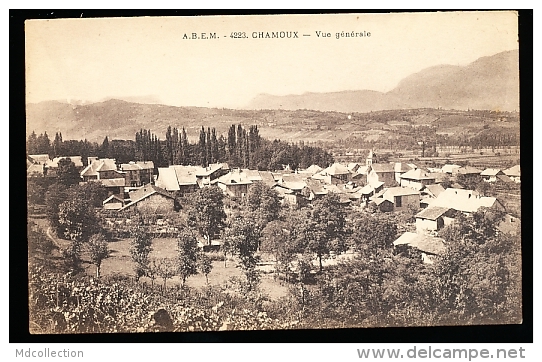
30, 217, 290, 300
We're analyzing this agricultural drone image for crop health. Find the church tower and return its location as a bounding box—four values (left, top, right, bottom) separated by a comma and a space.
366, 149, 377, 167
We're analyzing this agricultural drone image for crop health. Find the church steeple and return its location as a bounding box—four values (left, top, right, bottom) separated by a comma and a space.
366, 149, 377, 167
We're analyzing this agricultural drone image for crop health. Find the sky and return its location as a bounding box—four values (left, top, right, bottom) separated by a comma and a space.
25, 11, 519, 109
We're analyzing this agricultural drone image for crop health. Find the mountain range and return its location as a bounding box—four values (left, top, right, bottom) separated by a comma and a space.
26, 50, 519, 143
246, 50, 519, 113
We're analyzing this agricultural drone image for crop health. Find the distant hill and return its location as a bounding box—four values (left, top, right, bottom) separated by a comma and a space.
246, 50, 519, 112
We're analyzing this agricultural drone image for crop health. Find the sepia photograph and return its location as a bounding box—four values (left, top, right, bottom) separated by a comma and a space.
25, 11, 522, 335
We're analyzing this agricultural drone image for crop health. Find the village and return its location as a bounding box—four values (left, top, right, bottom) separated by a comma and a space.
27, 148, 521, 267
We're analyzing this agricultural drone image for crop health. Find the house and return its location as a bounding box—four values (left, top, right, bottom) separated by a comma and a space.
98, 178, 126, 196
120, 185, 176, 213
102, 195, 125, 210
453, 165, 482, 177
400, 168, 436, 190
424, 184, 445, 199
80, 158, 123, 182
394, 162, 413, 183
313, 163, 352, 184
428, 188, 505, 214
370, 198, 394, 212
497, 213, 521, 236
420, 184, 446, 208
359, 181, 385, 205
480, 168, 505, 183
441, 164, 461, 174
196, 163, 229, 186
46, 156, 85, 177
28, 154, 50, 165
304, 164, 323, 175
351, 165, 369, 184
504, 165, 521, 183
120, 161, 155, 187
258, 171, 277, 188
214, 170, 252, 198
155, 165, 199, 194
379, 187, 420, 212
367, 163, 396, 186
273, 184, 307, 206
240, 169, 263, 183
27, 163, 45, 177
415, 206, 457, 232
393, 232, 446, 264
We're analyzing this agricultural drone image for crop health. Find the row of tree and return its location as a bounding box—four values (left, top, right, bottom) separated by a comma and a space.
27, 124, 334, 171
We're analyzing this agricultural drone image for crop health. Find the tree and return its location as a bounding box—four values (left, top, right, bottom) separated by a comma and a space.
245, 182, 281, 227
260, 220, 297, 281
155, 258, 177, 289
56, 158, 81, 186
87, 234, 111, 278
440, 174, 452, 189
350, 212, 398, 252
223, 217, 261, 291
176, 229, 199, 286
186, 187, 226, 244
197, 252, 213, 284
129, 225, 153, 281
307, 193, 348, 271
57, 196, 101, 243
45, 183, 68, 237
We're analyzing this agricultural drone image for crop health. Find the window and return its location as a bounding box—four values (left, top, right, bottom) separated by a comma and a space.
395, 195, 402, 207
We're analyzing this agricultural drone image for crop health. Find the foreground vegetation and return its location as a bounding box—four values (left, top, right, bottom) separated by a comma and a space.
28, 179, 522, 333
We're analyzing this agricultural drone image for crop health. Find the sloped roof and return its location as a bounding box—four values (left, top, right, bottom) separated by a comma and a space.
373, 198, 392, 206
81, 158, 116, 177
95, 158, 118, 172
401, 168, 435, 180
241, 169, 263, 181
28, 154, 50, 165
99, 178, 126, 188
321, 163, 351, 176
454, 166, 482, 175
102, 194, 124, 205
504, 165, 520, 177
415, 206, 452, 220
258, 171, 277, 187
394, 162, 413, 173
197, 163, 225, 177
383, 187, 420, 199
425, 184, 445, 198
360, 184, 376, 195
27, 163, 45, 176
120, 161, 155, 171
121, 185, 174, 211
393, 232, 446, 255
370, 163, 395, 173
216, 172, 253, 185
128, 184, 173, 203
430, 188, 499, 213
305, 164, 323, 174
441, 164, 461, 173
305, 179, 327, 195
170, 165, 198, 185
496, 174, 514, 183
156, 167, 180, 191
481, 168, 503, 176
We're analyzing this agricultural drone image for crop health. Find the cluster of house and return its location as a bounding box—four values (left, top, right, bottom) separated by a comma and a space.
28, 151, 521, 263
